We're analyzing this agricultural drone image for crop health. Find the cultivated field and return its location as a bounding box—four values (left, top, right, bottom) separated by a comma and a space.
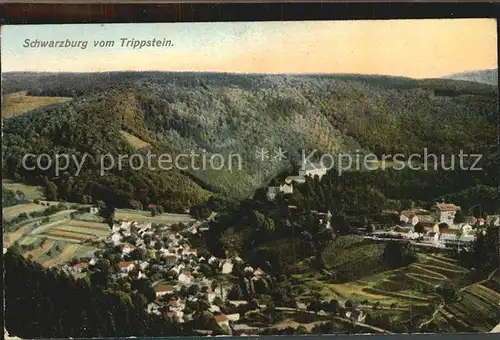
115, 209, 195, 225
432, 270, 500, 333
3, 203, 46, 219
291, 237, 491, 331
2, 91, 71, 118
34, 219, 110, 242
6, 212, 107, 267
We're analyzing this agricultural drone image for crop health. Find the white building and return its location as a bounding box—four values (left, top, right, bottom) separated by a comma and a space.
222, 261, 234, 274
298, 162, 329, 179
267, 184, 293, 201
431, 203, 458, 225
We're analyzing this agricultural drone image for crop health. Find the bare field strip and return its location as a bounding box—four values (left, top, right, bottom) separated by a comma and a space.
115, 210, 194, 224
3, 204, 44, 217
43, 230, 95, 240
53, 226, 109, 237
66, 220, 109, 229
24, 239, 55, 260
43, 244, 81, 267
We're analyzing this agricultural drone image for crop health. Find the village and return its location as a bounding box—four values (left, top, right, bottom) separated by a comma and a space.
56, 205, 382, 336
267, 163, 500, 252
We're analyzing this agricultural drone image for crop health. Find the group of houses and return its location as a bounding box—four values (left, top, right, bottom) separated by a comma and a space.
62, 216, 274, 334
379, 203, 499, 248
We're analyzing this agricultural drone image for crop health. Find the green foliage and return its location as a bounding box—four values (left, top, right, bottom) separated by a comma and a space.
3, 72, 497, 213
382, 241, 417, 269
4, 249, 188, 338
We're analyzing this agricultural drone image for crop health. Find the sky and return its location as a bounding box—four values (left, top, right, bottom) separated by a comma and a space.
1, 19, 497, 78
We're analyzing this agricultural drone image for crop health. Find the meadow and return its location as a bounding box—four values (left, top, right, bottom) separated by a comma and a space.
2, 91, 71, 118
2, 179, 45, 201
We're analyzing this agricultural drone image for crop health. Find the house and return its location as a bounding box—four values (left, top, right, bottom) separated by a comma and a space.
164, 255, 178, 267
117, 261, 136, 273
178, 271, 193, 284
228, 300, 248, 307
416, 214, 435, 224
166, 310, 184, 323
171, 263, 186, 275
400, 211, 419, 226
431, 203, 458, 225
209, 305, 221, 313
477, 218, 486, 226
154, 285, 175, 298
253, 267, 265, 277
137, 221, 152, 229
138, 261, 149, 271
460, 223, 474, 236
486, 215, 500, 227
423, 232, 440, 245
285, 175, 306, 185
244, 266, 254, 274
110, 232, 122, 246
121, 243, 136, 255
232, 324, 260, 336
208, 256, 218, 265
182, 248, 197, 258
72, 262, 88, 273
298, 162, 329, 179
221, 261, 234, 274
89, 206, 99, 214
267, 184, 293, 201
345, 309, 366, 323
465, 216, 478, 225
226, 313, 240, 322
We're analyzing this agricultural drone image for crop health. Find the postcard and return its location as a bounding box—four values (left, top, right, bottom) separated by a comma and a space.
1, 19, 499, 338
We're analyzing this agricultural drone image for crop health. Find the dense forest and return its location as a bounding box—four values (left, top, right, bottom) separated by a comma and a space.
4, 249, 188, 338
2, 71, 498, 212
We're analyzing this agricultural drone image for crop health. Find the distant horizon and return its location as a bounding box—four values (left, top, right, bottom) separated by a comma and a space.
2, 67, 498, 78
1, 19, 497, 78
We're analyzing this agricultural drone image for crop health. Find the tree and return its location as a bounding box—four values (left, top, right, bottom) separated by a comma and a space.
325, 299, 341, 314
414, 223, 425, 234
454, 209, 465, 224
382, 241, 417, 269
43, 177, 58, 201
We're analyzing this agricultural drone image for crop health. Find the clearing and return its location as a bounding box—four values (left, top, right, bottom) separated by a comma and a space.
2, 91, 71, 118
2, 179, 45, 200
120, 130, 151, 149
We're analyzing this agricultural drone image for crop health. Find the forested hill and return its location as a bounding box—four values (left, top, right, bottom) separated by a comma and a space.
443, 68, 498, 86
2, 72, 498, 211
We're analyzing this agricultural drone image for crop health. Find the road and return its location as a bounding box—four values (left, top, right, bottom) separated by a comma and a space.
274, 306, 393, 334
491, 323, 500, 333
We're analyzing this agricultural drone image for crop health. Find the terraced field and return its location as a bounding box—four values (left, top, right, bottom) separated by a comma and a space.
427, 270, 500, 333
293, 248, 475, 332
6, 214, 105, 267
3, 203, 46, 219
33, 219, 110, 242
